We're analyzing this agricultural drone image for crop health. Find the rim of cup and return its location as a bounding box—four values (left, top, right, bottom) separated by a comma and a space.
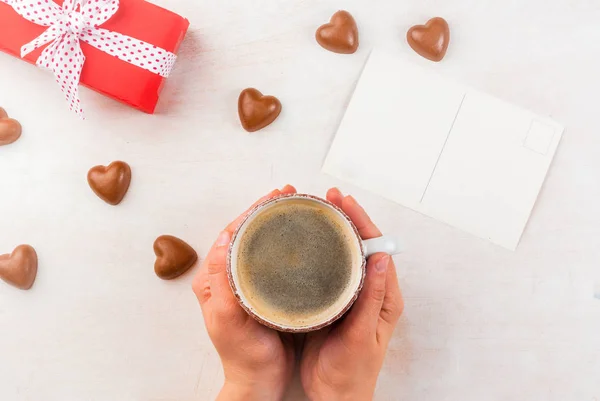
226, 193, 367, 333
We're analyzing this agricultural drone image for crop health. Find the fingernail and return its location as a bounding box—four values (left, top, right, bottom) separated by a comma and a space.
216, 231, 231, 247
375, 255, 389, 273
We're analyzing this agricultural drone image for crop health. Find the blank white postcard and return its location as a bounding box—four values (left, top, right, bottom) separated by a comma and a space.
323, 49, 564, 250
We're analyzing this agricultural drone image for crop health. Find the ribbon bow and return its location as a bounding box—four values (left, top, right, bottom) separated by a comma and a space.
4, 0, 177, 117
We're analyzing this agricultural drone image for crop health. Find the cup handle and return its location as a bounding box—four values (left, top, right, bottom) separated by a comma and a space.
363, 236, 402, 257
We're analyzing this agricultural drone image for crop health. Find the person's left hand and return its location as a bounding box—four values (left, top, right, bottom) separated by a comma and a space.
192, 185, 298, 401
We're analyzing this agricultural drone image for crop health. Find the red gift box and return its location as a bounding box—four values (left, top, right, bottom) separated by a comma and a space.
0, 0, 189, 113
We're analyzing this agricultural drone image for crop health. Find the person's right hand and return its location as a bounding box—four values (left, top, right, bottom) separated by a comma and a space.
300, 188, 404, 401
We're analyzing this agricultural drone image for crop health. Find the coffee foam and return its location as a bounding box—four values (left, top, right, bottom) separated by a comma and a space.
233, 198, 363, 328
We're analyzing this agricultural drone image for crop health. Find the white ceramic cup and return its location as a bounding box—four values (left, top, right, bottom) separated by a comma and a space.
227, 194, 401, 332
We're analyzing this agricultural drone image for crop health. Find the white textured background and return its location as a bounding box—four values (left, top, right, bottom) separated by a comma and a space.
1, 0, 599, 400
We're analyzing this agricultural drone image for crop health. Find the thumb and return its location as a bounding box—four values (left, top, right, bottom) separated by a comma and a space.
206, 230, 234, 297
303, 325, 332, 357
205, 230, 249, 324
341, 254, 389, 343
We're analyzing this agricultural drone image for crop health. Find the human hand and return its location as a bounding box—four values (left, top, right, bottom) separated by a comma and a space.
192, 185, 298, 401
300, 188, 404, 401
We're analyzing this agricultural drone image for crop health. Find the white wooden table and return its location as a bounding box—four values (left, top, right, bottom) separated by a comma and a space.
1, 1, 599, 400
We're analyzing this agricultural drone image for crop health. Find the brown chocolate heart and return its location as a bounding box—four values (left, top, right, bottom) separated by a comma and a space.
0, 107, 22, 146
316, 10, 359, 54
0, 245, 38, 290
238, 88, 282, 132
87, 161, 132, 205
153, 235, 198, 280
407, 17, 450, 62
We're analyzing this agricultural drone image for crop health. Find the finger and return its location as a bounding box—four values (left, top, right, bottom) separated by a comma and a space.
382, 258, 403, 324
340, 254, 389, 344
225, 189, 281, 234
342, 195, 382, 239
381, 258, 404, 324
192, 264, 211, 305
378, 258, 404, 343
204, 230, 247, 321
326, 187, 344, 208
281, 184, 297, 194
206, 230, 233, 295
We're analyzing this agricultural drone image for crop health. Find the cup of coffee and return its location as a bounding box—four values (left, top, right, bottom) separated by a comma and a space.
227, 194, 401, 332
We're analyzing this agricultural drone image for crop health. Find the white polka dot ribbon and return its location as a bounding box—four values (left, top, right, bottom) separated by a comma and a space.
0, 0, 177, 117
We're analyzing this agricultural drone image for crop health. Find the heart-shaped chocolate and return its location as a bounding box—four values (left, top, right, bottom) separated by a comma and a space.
407, 17, 450, 62
316, 10, 359, 54
238, 88, 282, 132
153, 235, 198, 280
0, 244, 38, 290
0, 107, 22, 146
87, 161, 132, 205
